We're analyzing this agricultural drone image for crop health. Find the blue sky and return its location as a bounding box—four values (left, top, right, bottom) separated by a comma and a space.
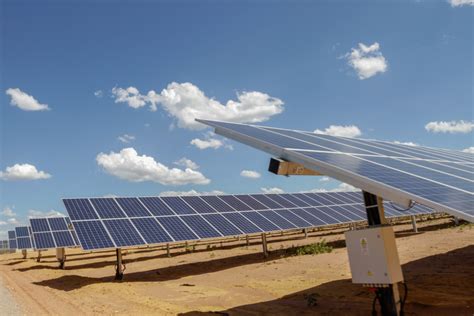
0, 0, 472, 238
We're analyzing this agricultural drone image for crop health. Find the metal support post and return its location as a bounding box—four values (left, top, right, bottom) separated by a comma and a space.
185, 241, 188, 252
454, 217, 459, 226
56, 248, 66, 269
115, 248, 124, 280
166, 243, 171, 257
411, 215, 418, 233
261, 233, 268, 258
21, 249, 27, 259
246, 235, 250, 247
362, 191, 402, 316
303, 228, 308, 239
37, 250, 42, 262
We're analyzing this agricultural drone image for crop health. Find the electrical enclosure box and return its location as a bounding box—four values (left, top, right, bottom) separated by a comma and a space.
345, 226, 404, 285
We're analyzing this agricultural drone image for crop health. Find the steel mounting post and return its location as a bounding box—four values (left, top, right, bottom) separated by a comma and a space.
363, 191, 402, 316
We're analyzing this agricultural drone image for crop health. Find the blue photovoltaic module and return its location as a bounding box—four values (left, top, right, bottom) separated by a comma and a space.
64, 191, 436, 251
198, 119, 473, 222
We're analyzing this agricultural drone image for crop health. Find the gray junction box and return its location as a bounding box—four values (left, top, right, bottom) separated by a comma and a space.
345, 226, 404, 286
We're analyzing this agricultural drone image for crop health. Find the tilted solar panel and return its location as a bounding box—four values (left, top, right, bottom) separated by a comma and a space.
8, 230, 17, 250
197, 119, 473, 222
64, 192, 436, 251
30, 217, 78, 250
15, 226, 35, 250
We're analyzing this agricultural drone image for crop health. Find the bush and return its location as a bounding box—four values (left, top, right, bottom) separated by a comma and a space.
288, 240, 333, 256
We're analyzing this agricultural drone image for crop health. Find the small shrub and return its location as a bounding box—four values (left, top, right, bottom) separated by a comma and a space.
288, 240, 333, 256
304, 293, 320, 307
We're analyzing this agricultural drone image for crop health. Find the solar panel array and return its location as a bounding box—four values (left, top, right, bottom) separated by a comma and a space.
15, 226, 35, 250
198, 120, 474, 222
0, 240, 8, 250
64, 192, 434, 251
8, 230, 17, 250
30, 217, 79, 250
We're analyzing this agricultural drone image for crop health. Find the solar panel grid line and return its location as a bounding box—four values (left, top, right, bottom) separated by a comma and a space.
45, 218, 58, 248
242, 211, 283, 231
179, 196, 216, 214
171, 196, 228, 238
283, 209, 316, 227
202, 213, 246, 235
161, 196, 197, 215
329, 205, 364, 222
219, 195, 253, 211
250, 194, 283, 209
201, 195, 237, 213
266, 123, 474, 180
301, 128, 470, 164
282, 194, 312, 207
372, 138, 472, 163
262, 126, 473, 189
441, 162, 474, 173
109, 199, 150, 246
115, 197, 155, 218
293, 150, 472, 220
308, 206, 349, 224
130, 217, 174, 244
86, 198, 118, 248
285, 207, 316, 226
264, 194, 298, 208
158, 198, 214, 240
230, 195, 259, 211
312, 151, 473, 194
259, 210, 298, 229
132, 199, 177, 242
292, 208, 325, 226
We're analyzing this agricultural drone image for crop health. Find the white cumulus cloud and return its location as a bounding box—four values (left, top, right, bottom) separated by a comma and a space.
174, 158, 199, 170
111, 82, 284, 130
5, 88, 50, 111
449, 0, 474, 7
118, 134, 135, 143
0, 163, 51, 181
240, 170, 261, 179
7, 218, 19, 225
462, 147, 474, 154
159, 189, 225, 196
94, 90, 103, 98
28, 210, 65, 219
425, 120, 474, 134
190, 132, 234, 150
0, 221, 6, 226
191, 138, 224, 150
261, 187, 285, 194
2, 207, 16, 217
346, 42, 388, 79
314, 125, 362, 138
96, 147, 210, 186
305, 182, 358, 193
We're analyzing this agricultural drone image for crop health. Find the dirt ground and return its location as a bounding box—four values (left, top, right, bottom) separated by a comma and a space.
0, 217, 473, 316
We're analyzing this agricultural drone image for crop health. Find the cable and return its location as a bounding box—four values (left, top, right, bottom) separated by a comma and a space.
400, 282, 408, 316
389, 200, 416, 212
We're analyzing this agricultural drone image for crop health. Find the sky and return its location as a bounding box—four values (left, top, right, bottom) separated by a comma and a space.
0, 0, 473, 238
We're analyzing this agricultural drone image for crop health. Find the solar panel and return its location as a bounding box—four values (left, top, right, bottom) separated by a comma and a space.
0, 240, 8, 250
64, 192, 437, 251
8, 230, 17, 250
198, 119, 474, 222
30, 217, 78, 250
15, 226, 34, 250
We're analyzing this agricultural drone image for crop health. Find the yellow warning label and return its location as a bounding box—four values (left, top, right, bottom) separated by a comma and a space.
360, 238, 368, 255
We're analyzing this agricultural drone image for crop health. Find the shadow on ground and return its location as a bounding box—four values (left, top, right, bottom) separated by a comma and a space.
179, 245, 474, 316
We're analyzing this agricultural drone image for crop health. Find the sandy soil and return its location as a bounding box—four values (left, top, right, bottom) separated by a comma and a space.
0, 217, 472, 315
